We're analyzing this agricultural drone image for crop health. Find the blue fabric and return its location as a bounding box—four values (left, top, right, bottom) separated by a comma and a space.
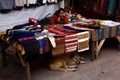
39, 39, 45, 54
97, 29, 101, 40
101, 28, 104, 39
109, 27, 112, 37
0, 0, 14, 10
90, 31, 92, 40
21, 39, 40, 62
13, 23, 31, 29
12, 30, 35, 41
116, 26, 119, 36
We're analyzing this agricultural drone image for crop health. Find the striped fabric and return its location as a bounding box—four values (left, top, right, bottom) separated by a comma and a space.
6, 27, 50, 62
90, 25, 120, 41
52, 36, 65, 57
47, 27, 79, 54
64, 26, 89, 52
64, 23, 120, 41
65, 34, 78, 53
47, 26, 90, 54
77, 32, 89, 52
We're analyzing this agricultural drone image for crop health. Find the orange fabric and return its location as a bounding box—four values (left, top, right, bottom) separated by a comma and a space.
50, 15, 69, 24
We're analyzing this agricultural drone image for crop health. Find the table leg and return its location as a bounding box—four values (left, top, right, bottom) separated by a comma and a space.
117, 36, 120, 50
25, 63, 31, 80
1, 41, 10, 67
17, 51, 31, 80
95, 39, 105, 59
91, 39, 105, 60
90, 41, 98, 61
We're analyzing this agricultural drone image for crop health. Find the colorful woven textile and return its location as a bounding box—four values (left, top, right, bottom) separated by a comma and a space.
64, 23, 120, 41
6, 26, 50, 62
47, 27, 78, 54
52, 36, 65, 57
65, 34, 78, 53
47, 26, 89, 54
90, 25, 120, 41
64, 26, 89, 52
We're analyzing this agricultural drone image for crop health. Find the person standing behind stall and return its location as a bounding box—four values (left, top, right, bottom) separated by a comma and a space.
50, 8, 69, 24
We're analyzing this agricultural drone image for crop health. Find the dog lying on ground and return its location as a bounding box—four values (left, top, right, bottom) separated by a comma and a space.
47, 53, 85, 72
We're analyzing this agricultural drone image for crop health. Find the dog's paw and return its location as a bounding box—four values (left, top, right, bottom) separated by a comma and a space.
80, 60, 86, 64
67, 68, 77, 72
64, 70, 67, 72
67, 64, 78, 68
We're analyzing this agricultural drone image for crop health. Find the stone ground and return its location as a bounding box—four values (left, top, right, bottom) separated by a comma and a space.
0, 38, 120, 80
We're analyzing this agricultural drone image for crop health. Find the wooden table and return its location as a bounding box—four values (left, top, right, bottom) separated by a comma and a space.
90, 25, 120, 60
0, 28, 89, 80
0, 32, 31, 80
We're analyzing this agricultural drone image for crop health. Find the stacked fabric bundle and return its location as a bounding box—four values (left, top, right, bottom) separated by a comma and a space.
77, 32, 89, 52
64, 26, 89, 52
52, 36, 65, 56
6, 23, 50, 62
47, 26, 90, 56
47, 27, 78, 56
65, 34, 78, 53
64, 20, 120, 42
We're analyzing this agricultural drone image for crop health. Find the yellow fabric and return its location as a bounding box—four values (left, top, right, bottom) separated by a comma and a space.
0, 32, 25, 55
0, 32, 6, 41
13, 42, 25, 55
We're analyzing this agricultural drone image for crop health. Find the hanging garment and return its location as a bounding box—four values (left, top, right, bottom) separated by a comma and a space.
15, 0, 24, 7
24, 0, 27, 5
28, 0, 37, 4
0, 0, 14, 10
51, 0, 55, 3
55, 0, 57, 3
43, 0, 47, 4
36, 0, 44, 6
27, 0, 37, 6
107, 0, 118, 15
115, 0, 120, 15
47, 0, 51, 3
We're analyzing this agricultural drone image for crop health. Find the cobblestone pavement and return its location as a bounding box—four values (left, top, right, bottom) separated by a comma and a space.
0, 38, 120, 80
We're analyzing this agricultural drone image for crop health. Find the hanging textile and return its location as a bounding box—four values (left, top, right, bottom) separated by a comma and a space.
107, 0, 118, 15
27, 0, 37, 6
0, 0, 15, 10
115, 0, 120, 15
0, 4, 59, 32
15, 0, 25, 7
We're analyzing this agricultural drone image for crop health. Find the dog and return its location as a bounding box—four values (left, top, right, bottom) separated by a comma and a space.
47, 53, 84, 72
71, 53, 86, 64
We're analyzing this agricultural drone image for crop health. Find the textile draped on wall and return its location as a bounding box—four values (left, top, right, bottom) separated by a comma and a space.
94, 0, 119, 16
107, 0, 118, 15
0, 4, 59, 32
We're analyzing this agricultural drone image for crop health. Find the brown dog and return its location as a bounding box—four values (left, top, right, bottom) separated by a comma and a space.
47, 54, 81, 72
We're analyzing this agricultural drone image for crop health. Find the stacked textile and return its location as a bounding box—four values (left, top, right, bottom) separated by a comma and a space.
64, 21, 120, 41
64, 26, 89, 52
6, 23, 50, 62
47, 26, 89, 56
52, 36, 65, 56
47, 27, 78, 56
